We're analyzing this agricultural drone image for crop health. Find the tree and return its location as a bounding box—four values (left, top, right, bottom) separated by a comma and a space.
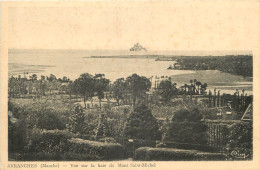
73, 73, 95, 108
8, 77, 17, 97
112, 78, 126, 105
8, 114, 27, 153
40, 76, 45, 81
125, 74, 151, 106
195, 81, 202, 94
31, 74, 37, 82
96, 114, 110, 138
124, 104, 161, 140
67, 82, 77, 99
68, 105, 87, 134
164, 106, 207, 145
47, 79, 60, 94
38, 78, 47, 96
47, 74, 57, 82
94, 74, 110, 109
62, 76, 68, 83
201, 83, 207, 95
19, 81, 28, 97
188, 79, 194, 94
158, 80, 178, 104
184, 84, 188, 93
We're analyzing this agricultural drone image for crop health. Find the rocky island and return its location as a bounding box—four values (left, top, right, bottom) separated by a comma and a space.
129, 43, 147, 51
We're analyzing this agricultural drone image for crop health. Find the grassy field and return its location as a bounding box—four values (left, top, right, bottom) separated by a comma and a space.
171, 70, 252, 94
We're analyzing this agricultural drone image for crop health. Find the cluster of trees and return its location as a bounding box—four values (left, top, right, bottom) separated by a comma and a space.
71, 73, 110, 109
157, 80, 178, 104
8, 74, 71, 98
70, 73, 151, 108
156, 79, 208, 105
9, 72, 210, 108
111, 74, 151, 106
178, 79, 208, 95
175, 55, 253, 77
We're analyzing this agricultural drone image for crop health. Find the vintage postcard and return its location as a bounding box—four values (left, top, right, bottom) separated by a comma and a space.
1, 0, 260, 170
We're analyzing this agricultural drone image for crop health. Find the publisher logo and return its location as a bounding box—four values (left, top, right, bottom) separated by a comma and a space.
230, 149, 251, 159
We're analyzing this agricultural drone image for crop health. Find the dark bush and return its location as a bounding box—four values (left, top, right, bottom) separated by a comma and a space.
26, 129, 75, 153
68, 105, 88, 134
8, 115, 27, 153
164, 107, 207, 145
124, 104, 161, 140
37, 112, 66, 130
10, 129, 76, 161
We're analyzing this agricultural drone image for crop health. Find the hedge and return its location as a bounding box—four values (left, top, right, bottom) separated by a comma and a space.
11, 129, 76, 161
158, 142, 217, 152
10, 128, 126, 161
67, 138, 125, 160
26, 129, 76, 153
134, 147, 226, 161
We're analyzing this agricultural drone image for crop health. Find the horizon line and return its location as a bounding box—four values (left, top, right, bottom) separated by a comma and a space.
8, 48, 252, 52
8, 48, 253, 56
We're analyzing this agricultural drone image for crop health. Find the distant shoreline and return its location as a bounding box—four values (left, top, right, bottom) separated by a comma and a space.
89, 54, 253, 61
89, 55, 173, 59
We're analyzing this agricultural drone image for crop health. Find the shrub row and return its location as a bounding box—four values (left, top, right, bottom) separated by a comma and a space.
134, 147, 226, 161
67, 138, 125, 160
157, 142, 217, 152
14, 129, 126, 161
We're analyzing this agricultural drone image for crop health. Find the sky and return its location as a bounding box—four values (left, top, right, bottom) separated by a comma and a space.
8, 1, 258, 51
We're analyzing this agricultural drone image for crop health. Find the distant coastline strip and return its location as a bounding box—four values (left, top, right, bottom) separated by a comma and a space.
89, 55, 176, 59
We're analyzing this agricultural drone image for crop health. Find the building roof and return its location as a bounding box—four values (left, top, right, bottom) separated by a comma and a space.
241, 103, 253, 121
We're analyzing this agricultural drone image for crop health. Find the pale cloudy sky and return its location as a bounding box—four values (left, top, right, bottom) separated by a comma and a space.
8, 1, 258, 51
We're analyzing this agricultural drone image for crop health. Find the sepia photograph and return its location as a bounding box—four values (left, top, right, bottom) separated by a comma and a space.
1, 0, 259, 168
